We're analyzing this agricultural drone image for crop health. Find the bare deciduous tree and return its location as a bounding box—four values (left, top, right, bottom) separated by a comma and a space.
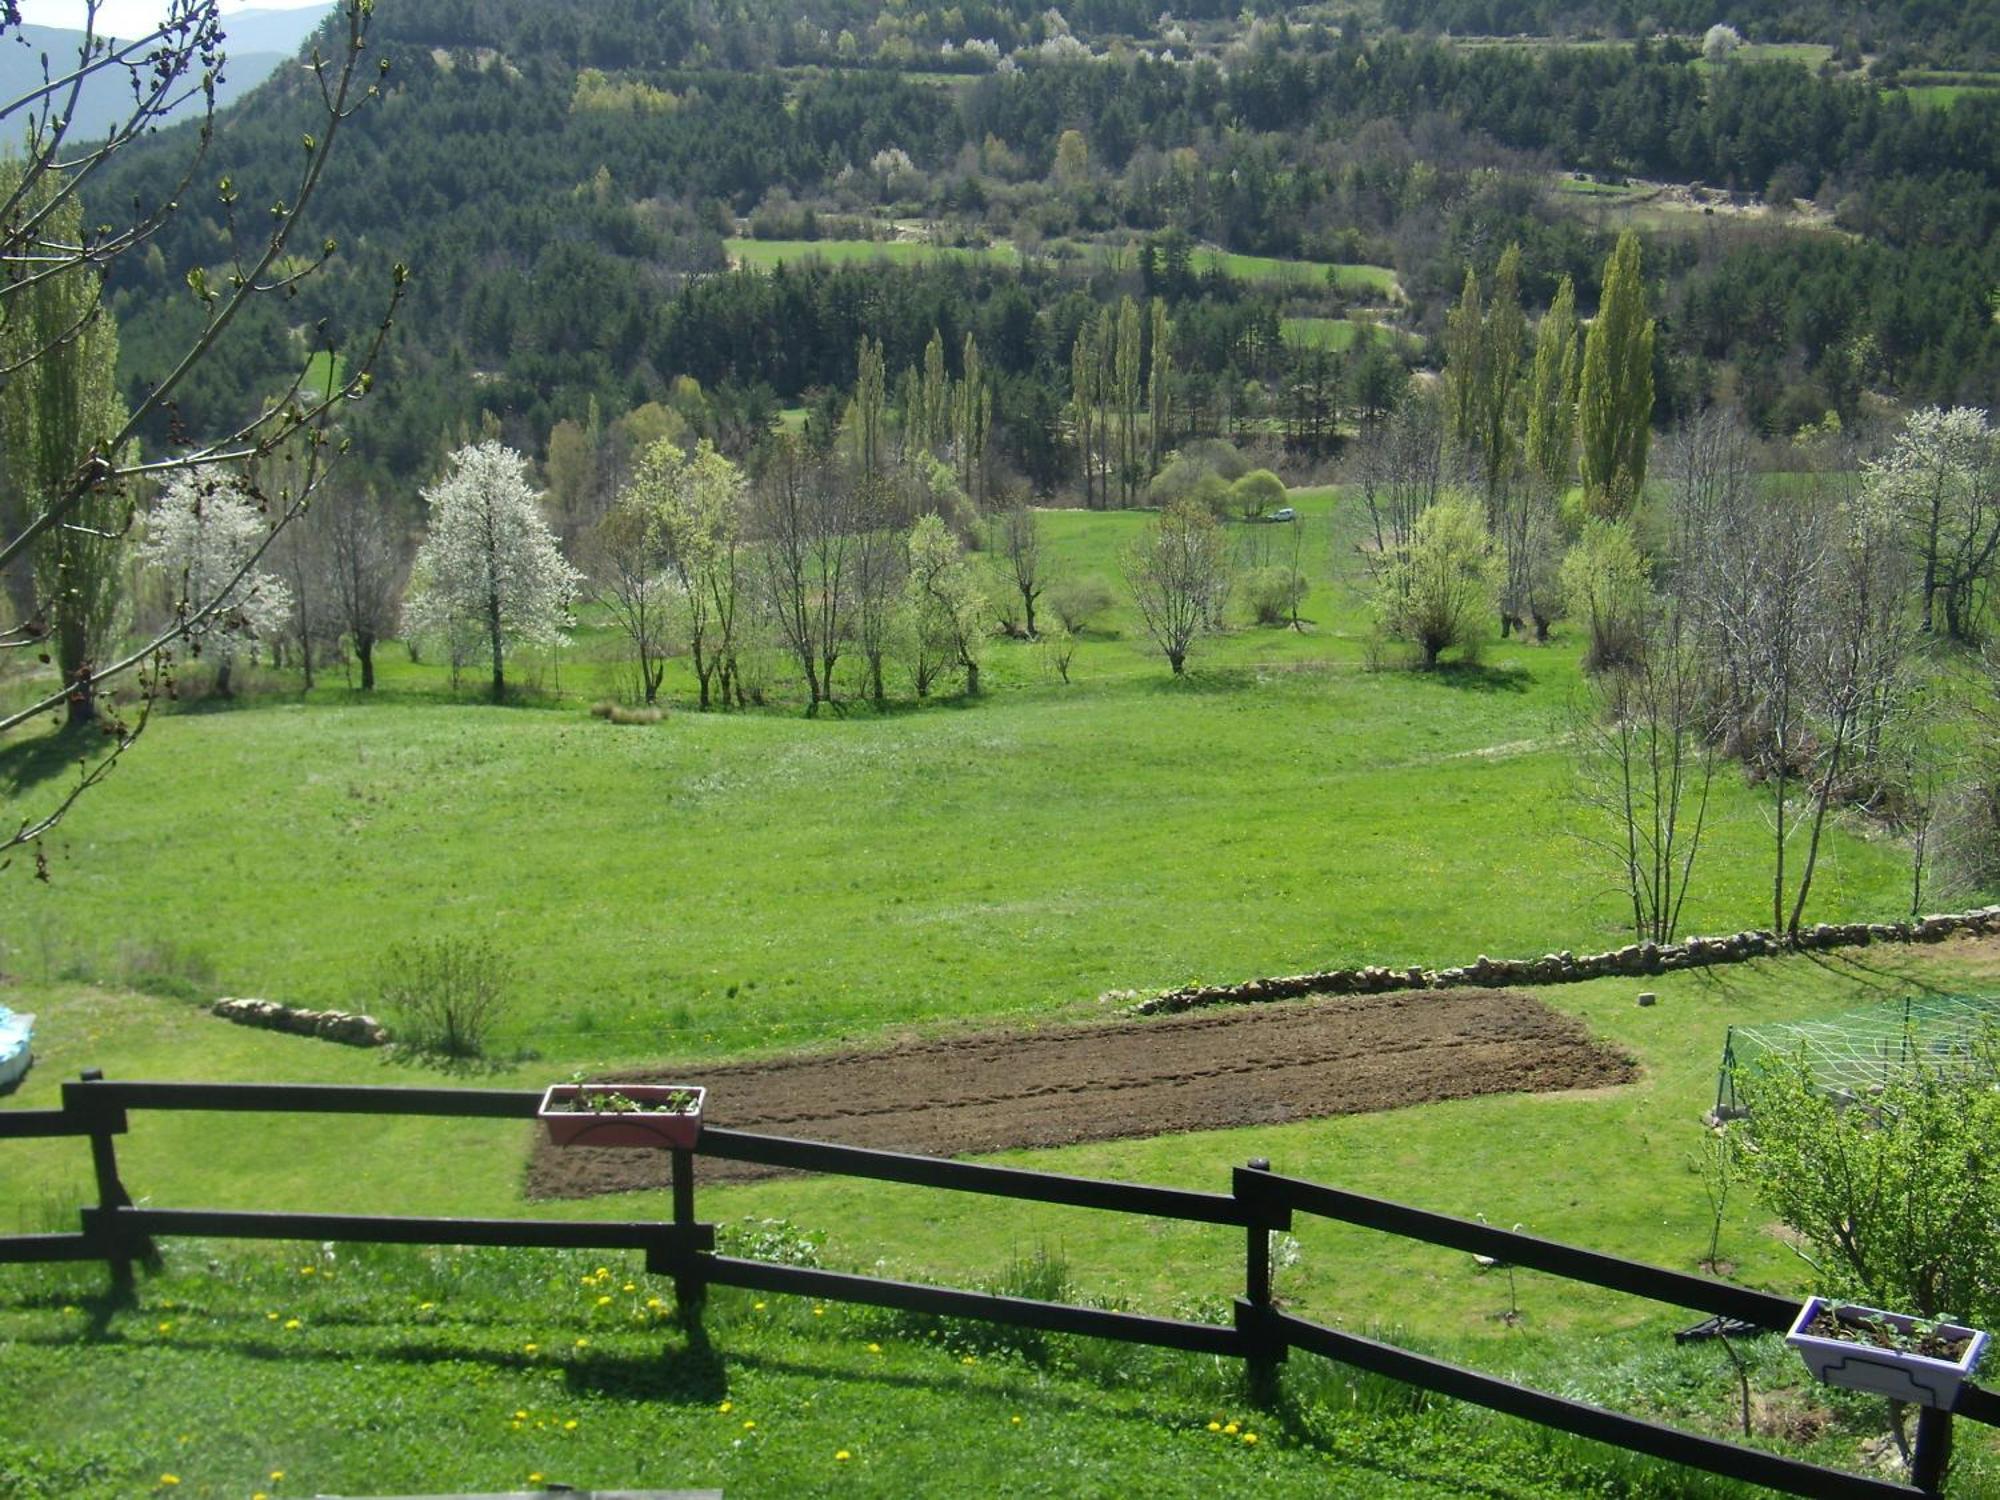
752, 433, 851, 715
1123, 500, 1231, 675
991, 500, 1052, 639
315, 483, 405, 692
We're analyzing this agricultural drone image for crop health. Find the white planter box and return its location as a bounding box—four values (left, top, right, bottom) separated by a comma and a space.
1786, 1296, 1990, 1410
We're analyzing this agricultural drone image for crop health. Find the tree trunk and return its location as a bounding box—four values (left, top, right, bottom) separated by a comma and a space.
487, 585, 506, 703
59, 613, 93, 726
215, 658, 234, 698
357, 632, 376, 691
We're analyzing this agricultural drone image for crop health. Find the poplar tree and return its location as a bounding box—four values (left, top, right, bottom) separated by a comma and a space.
0, 172, 125, 724
1524, 275, 1581, 494
1114, 296, 1143, 506
1473, 245, 1526, 501
1441, 266, 1485, 456
1147, 297, 1173, 476
1578, 231, 1655, 518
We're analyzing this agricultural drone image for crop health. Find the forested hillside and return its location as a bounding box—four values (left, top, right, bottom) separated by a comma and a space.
92, 0, 2000, 491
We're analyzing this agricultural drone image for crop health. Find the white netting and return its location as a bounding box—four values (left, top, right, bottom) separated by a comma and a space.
1715, 994, 2000, 1115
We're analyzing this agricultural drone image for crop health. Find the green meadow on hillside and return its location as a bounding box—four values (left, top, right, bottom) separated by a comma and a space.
2, 484, 1990, 1496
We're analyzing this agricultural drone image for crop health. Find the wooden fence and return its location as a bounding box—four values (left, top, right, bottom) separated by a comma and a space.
3, 1073, 1995, 1499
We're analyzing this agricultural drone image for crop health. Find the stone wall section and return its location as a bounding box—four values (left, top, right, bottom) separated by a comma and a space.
1128, 907, 2000, 1015
211, 996, 389, 1047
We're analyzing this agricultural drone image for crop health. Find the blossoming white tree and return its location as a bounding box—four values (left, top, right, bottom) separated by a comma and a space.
138, 470, 294, 696
404, 442, 581, 702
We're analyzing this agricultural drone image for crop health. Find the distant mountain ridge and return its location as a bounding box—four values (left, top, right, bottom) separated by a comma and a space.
1, 7, 334, 133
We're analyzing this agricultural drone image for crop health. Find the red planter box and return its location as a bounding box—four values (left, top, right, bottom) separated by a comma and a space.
538, 1083, 705, 1149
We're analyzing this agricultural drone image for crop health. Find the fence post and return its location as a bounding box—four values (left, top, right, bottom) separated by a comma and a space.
1910, 1406, 1953, 1495
65, 1069, 150, 1296
670, 1145, 706, 1321
1234, 1157, 1289, 1406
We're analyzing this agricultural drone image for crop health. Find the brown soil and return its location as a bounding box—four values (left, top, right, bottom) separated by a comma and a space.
527, 988, 1635, 1199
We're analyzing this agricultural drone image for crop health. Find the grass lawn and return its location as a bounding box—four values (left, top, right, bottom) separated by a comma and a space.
1281, 317, 1420, 353
2, 483, 1990, 1496
726, 237, 1017, 270
1193, 249, 1398, 295
11, 1231, 1936, 1500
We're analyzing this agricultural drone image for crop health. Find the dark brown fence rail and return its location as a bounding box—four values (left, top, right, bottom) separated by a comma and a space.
2, 1074, 1991, 1499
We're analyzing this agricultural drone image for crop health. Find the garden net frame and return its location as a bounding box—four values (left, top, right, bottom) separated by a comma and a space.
1714, 993, 2000, 1117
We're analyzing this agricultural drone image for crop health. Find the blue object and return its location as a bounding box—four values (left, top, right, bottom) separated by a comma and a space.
0, 1005, 31, 1089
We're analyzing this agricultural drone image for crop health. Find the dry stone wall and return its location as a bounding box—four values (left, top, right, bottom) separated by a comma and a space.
211, 996, 389, 1047
1128, 907, 2000, 1015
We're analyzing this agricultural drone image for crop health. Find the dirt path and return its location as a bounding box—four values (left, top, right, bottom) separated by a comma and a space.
528, 988, 1634, 1199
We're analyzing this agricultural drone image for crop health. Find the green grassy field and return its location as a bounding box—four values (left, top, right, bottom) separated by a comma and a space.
1194, 249, 1398, 295
1281, 316, 1420, 352
9, 1229, 1930, 1500
726, 237, 1017, 270
2, 484, 1990, 1495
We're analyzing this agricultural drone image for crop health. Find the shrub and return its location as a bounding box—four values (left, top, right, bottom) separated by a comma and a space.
1230, 468, 1287, 521
1045, 575, 1115, 634
1242, 566, 1306, 626
1375, 495, 1500, 668
1732, 1040, 2000, 1329
1559, 518, 1649, 672
378, 936, 511, 1060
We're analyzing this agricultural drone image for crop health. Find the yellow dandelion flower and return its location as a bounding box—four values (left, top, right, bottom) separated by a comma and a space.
254, 1493, 269, 1500
527, 1474, 543, 1485
812, 1306, 825, 1316
595, 1295, 612, 1307
574, 1338, 590, 1349
269, 1471, 284, 1481
753, 1302, 766, 1311
646, 1297, 664, 1310
1242, 1432, 1258, 1445
299, 1266, 315, 1276
594, 1267, 608, 1278
718, 1401, 733, 1413
515, 1410, 528, 1420
157, 1477, 179, 1488
580, 1275, 596, 1285
283, 1318, 302, 1331
867, 1343, 882, 1354
157, 1321, 173, 1334
266, 1312, 278, 1321
523, 1343, 539, 1354
61, 1305, 78, 1314
742, 1420, 756, 1430
622, 1282, 636, 1292
1223, 1422, 1239, 1435
418, 1301, 436, 1311
564, 1419, 579, 1431
834, 1449, 851, 1461
1011, 1416, 1023, 1426
1206, 1420, 1221, 1432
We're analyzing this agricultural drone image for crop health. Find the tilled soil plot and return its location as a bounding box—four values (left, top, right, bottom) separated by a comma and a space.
527, 988, 1634, 1199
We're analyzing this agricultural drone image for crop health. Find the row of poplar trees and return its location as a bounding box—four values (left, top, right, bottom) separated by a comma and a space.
1070, 295, 1174, 510
1440, 228, 1654, 637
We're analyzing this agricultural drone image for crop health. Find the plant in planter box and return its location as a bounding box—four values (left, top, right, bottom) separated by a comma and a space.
538, 1082, 705, 1148
1786, 1296, 1990, 1410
